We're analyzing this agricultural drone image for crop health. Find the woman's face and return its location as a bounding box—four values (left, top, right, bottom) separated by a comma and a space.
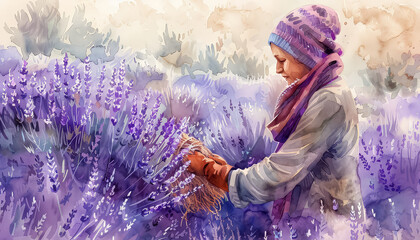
270, 43, 311, 84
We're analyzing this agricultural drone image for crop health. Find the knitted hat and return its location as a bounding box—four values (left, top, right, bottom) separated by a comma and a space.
268, 5, 342, 69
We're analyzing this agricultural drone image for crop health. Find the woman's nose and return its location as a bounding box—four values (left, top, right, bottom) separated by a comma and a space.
276, 62, 283, 74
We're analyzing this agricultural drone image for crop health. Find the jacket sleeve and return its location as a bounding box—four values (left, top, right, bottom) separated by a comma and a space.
228, 90, 345, 208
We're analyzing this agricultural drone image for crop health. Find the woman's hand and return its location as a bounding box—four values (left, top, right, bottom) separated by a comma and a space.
185, 151, 233, 192
186, 151, 214, 176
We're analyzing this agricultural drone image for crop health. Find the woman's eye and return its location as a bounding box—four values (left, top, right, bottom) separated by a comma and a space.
276, 57, 285, 62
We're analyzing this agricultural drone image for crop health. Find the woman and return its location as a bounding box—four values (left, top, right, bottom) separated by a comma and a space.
185, 4, 363, 222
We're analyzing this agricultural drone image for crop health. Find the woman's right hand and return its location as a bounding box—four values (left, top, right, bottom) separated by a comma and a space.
179, 132, 227, 165
186, 151, 214, 176
209, 153, 228, 166
185, 151, 233, 192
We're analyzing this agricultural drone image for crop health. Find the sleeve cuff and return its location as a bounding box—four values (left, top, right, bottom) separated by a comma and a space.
228, 169, 250, 208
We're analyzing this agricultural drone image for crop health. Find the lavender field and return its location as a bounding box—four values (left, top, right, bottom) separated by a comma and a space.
0, 45, 418, 240
0, 1, 420, 240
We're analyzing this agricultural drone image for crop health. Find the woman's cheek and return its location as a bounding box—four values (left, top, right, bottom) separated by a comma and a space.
284, 62, 290, 75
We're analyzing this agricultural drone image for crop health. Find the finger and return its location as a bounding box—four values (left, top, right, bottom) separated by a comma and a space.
185, 153, 211, 176
210, 154, 227, 165
187, 158, 204, 175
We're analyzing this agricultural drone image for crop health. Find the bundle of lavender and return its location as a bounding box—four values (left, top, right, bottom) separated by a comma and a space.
173, 133, 227, 219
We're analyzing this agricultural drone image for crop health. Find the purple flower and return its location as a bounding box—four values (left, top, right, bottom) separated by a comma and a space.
112, 97, 122, 113
34, 155, 45, 192
359, 153, 370, 171
192, 184, 204, 192
179, 117, 189, 132
154, 113, 164, 133
63, 53, 69, 75
10, 89, 19, 107
81, 102, 92, 126
60, 104, 68, 126
29, 72, 37, 88
59, 208, 77, 237
70, 66, 75, 79
148, 191, 157, 201
217, 129, 226, 149
162, 118, 175, 140
36, 77, 47, 96
223, 105, 230, 119
141, 208, 150, 217
62, 66, 70, 99
64, 84, 71, 99
349, 206, 360, 240
134, 90, 151, 138
84, 57, 92, 99
44, 114, 53, 125
54, 60, 62, 92
230, 137, 236, 147
288, 220, 298, 239
127, 96, 138, 135
110, 68, 117, 87
161, 132, 182, 161
71, 73, 82, 94
118, 59, 125, 83
19, 60, 28, 76
7, 69, 16, 89
165, 160, 191, 184
48, 78, 56, 117
152, 149, 188, 184
238, 101, 247, 128
81, 145, 100, 222
378, 165, 387, 185
140, 90, 151, 117
24, 96, 35, 119
125, 79, 134, 99
47, 148, 60, 192
19, 88, 27, 100
112, 63, 125, 112
172, 174, 196, 193
131, 95, 138, 116
1, 82, 8, 106
111, 116, 118, 126
105, 86, 114, 111
19, 60, 28, 98
142, 146, 157, 165
143, 95, 162, 142
157, 183, 169, 193
118, 59, 126, 85
96, 66, 106, 102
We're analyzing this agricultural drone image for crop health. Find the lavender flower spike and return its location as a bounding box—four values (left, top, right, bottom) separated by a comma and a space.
60, 104, 68, 126
96, 66, 106, 102
84, 57, 92, 99
19, 60, 28, 98
63, 52, 69, 75
54, 60, 62, 92
47, 148, 60, 192
24, 96, 35, 120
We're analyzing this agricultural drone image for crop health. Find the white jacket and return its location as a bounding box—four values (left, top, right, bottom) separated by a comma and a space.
228, 78, 363, 218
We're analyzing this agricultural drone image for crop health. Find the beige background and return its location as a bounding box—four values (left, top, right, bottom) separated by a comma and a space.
1, 0, 419, 90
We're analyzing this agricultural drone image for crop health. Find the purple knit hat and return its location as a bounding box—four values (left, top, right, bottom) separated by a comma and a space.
268, 5, 342, 69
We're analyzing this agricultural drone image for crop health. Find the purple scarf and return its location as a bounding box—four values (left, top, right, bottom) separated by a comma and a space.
268, 53, 344, 222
